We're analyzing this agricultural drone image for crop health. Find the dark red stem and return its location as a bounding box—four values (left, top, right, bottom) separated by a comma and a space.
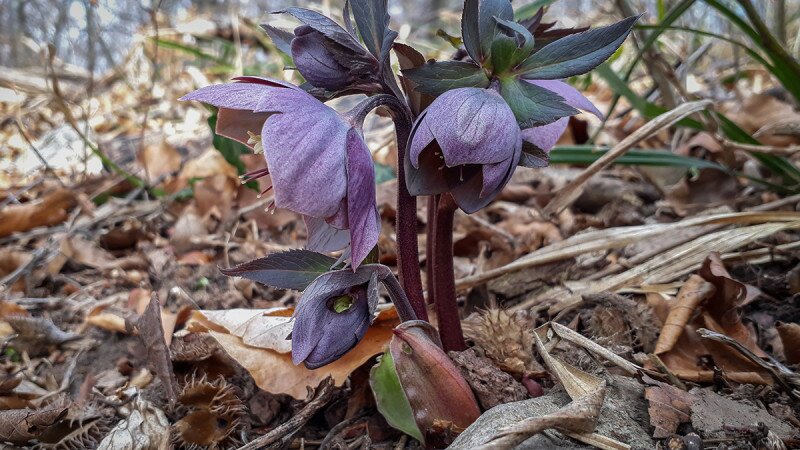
353, 94, 427, 322
393, 112, 428, 322
433, 194, 466, 352
426, 195, 439, 305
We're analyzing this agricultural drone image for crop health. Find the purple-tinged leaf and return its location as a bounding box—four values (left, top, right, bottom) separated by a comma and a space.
393, 43, 433, 116
279, 7, 365, 54
370, 351, 424, 442
461, 0, 514, 64
220, 249, 337, 291
519, 140, 552, 168
402, 61, 489, 96
350, 0, 391, 59
260, 23, 295, 55
527, 79, 603, 119
517, 15, 640, 79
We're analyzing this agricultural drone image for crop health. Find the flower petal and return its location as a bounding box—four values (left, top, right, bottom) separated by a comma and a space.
179, 81, 271, 110
259, 89, 349, 218
527, 80, 603, 119
216, 108, 271, 146
305, 216, 350, 253
345, 129, 380, 270
426, 88, 519, 166
408, 111, 435, 167
404, 141, 449, 196
520, 117, 569, 153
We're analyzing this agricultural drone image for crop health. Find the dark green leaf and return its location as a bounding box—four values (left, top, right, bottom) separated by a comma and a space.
402, 61, 490, 95
491, 16, 535, 71
220, 249, 338, 291
461, 0, 514, 64
350, 0, 391, 59
517, 15, 639, 79
514, 0, 557, 20
549, 146, 725, 169
370, 351, 423, 442
499, 77, 578, 127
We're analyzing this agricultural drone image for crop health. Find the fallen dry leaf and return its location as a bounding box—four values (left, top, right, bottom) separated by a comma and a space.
643, 377, 697, 438
649, 253, 772, 384
0, 189, 77, 238
0, 403, 69, 444
198, 308, 294, 354
776, 322, 800, 364
136, 295, 178, 404
204, 307, 399, 399
138, 141, 182, 184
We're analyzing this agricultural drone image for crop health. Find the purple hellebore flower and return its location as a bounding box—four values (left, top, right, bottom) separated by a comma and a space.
180, 77, 379, 269
291, 266, 380, 369
406, 80, 601, 213
406, 86, 521, 214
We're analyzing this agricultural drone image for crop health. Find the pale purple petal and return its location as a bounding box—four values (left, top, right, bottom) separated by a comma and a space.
520, 117, 569, 153
408, 111, 435, 167
527, 80, 603, 119
326, 198, 349, 230
344, 128, 379, 270
179, 82, 271, 110
426, 88, 519, 166
216, 108, 271, 146
305, 216, 349, 253
260, 90, 349, 218
480, 137, 521, 198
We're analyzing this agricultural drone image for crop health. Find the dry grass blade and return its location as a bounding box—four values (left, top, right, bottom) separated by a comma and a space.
545, 220, 800, 312
549, 322, 641, 375
457, 211, 800, 292
543, 100, 712, 216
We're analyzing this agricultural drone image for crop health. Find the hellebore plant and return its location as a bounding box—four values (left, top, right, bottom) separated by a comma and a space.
184, 0, 635, 443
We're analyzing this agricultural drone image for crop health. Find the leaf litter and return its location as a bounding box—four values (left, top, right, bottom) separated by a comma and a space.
0, 2, 799, 448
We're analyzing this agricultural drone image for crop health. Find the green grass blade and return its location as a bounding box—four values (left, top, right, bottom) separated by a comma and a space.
514, 0, 557, 20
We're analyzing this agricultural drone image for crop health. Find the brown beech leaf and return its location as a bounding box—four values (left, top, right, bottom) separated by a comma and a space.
6, 316, 80, 356
776, 322, 800, 364
204, 307, 399, 399
0, 404, 68, 444
643, 377, 697, 438
649, 253, 772, 384
136, 295, 178, 404
0, 189, 77, 238
653, 275, 715, 355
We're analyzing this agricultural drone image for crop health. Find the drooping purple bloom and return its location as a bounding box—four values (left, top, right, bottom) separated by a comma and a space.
180, 77, 379, 268
405, 86, 522, 214
405, 81, 602, 213
291, 266, 379, 369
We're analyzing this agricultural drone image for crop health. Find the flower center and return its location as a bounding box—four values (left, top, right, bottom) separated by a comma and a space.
240, 166, 277, 213
328, 295, 354, 313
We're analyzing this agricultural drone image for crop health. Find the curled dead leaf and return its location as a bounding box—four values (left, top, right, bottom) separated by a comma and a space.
0, 189, 77, 238
776, 322, 800, 365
